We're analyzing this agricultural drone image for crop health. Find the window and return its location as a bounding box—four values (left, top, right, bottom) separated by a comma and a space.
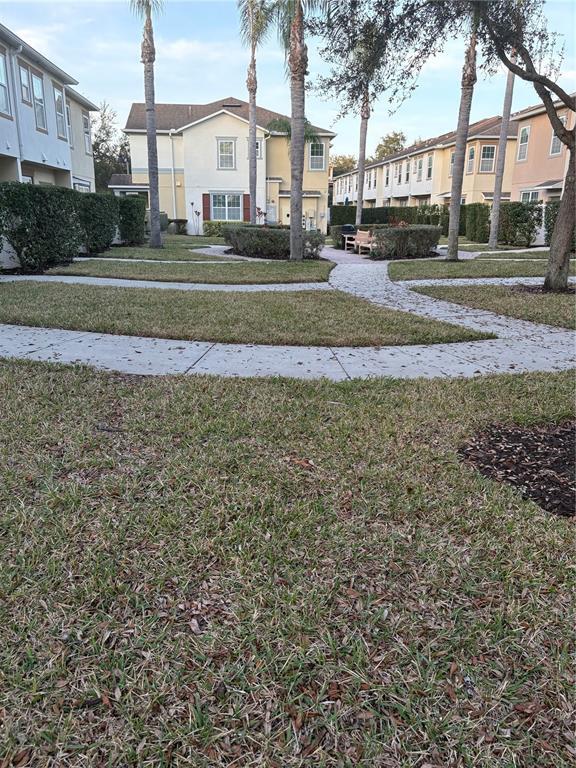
19, 62, 31, 104
416, 157, 423, 182
466, 146, 475, 174
517, 126, 530, 161
66, 101, 73, 147
309, 141, 325, 170
82, 111, 92, 153
53, 84, 66, 139
480, 145, 496, 173
427, 154, 433, 180
0, 50, 10, 116
520, 190, 539, 203
211, 193, 241, 220
217, 138, 235, 169
385, 166, 390, 186
32, 72, 47, 131
246, 138, 262, 159
449, 151, 455, 176
550, 117, 566, 155
405, 162, 410, 183
73, 181, 91, 193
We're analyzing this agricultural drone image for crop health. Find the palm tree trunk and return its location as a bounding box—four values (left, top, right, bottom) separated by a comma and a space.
447, 28, 477, 261
488, 65, 515, 249
288, 1, 306, 261
247, 44, 258, 225
141, 8, 162, 248
544, 145, 575, 291
355, 90, 370, 227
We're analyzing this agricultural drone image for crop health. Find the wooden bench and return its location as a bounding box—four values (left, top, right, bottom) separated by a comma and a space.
352, 230, 374, 254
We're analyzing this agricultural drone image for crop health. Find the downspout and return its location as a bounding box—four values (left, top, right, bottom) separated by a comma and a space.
169, 128, 176, 219
7, 44, 24, 179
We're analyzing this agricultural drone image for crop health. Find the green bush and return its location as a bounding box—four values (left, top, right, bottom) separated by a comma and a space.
465, 203, 490, 243
203, 220, 249, 237
498, 202, 542, 247
0, 182, 82, 272
78, 193, 118, 253
331, 203, 457, 229
543, 200, 561, 247
371, 225, 441, 260
223, 225, 324, 260
119, 196, 147, 245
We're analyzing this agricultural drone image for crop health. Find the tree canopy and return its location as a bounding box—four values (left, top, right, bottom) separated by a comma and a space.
368, 131, 406, 163
91, 102, 130, 193
331, 154, 357, 176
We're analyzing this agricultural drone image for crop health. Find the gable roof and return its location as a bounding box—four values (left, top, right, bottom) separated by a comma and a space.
124, 97, 335, 136
511, 93, 575, 121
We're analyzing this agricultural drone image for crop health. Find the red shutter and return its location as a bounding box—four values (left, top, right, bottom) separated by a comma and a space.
202, 193, 211, 221
243, 194, 250, 222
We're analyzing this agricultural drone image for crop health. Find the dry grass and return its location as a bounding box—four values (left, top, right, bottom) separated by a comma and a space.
0, 282, 490, 347
389, 259, 575, 281
0, 363, 574, 765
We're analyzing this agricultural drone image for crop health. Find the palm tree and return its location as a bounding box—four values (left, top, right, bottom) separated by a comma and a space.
488, 64, 515, 249
273, 1, 325, 260
355, 88, 370, 227
131, 0, 163, 248
238, 1, 273, 225
446, 19, 478, 261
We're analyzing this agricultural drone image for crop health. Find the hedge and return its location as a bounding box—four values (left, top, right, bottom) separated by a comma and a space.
0, 182, 82, 272
498, 201, 542, 247
370, 225, 442, 260
330, 223, 390, 249
119, 196, 147, 245
78, 193, 119, 253
331, 203, 464, 235
223, 225, 324, 260
465, 203, 490, 243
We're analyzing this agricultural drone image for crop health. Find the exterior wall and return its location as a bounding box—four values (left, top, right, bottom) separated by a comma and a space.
67, 96, 95, 190
130, 132, 186, 219
510, 108, 573, 202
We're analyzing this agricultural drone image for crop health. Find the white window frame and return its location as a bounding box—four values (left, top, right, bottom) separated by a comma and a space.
405, 162, 410, 183
0, 50, 11, 117
449, 151, 455, 177
31, 71, 47, 131
18, 61, 31, 104
246, 138, 262, 159
466, 146, 475, 174
479, 145, 496, 173
520, 190, 539, 203
217, 138, 236, 170
416, 157, 423, 182
66, 101, 73, 148
53, 83, 67, 140
82, 111, 92, 153
385, 166, 390, 186
517, 126, 530, 162
549, 116, 566, 156
426, 154, 433, 180
210, 192, 242, 221
73, 181, 91, 193
309, 141, 325, 171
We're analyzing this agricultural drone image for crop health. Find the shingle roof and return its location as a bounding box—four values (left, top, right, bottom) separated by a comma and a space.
124, 97, 335, 136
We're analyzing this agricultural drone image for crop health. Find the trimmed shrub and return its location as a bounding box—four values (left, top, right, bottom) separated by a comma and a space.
78, 193, 118, 253
330, 206, 357, 226
371, 225, 441, 260
331, 203, 460, 231
0, 182, 82, 272
223, 225, 324, 260
498, 201, 542, 247
465, 203, 490, 243
119, 196, 146, 245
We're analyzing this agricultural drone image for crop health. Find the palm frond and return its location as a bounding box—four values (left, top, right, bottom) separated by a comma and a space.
238, 0, 274, 48
266, 117, 320, 143
130, 0, 163, 18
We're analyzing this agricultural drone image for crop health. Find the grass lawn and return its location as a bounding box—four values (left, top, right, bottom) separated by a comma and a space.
414, 284, 576, 329
438, 237, 520, 253
97, 240, 229, 263
0, 362, 574, 765
389, 258, 576, 281
476, 250, 556, 260
0, 282, 490, 346
48, 258, 334, 285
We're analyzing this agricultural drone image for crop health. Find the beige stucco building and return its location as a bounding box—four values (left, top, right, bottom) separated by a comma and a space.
118, 97, 335, 234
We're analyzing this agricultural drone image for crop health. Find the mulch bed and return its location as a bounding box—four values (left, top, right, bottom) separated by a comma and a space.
511, 285, 576, 295
460, 422, 575, 518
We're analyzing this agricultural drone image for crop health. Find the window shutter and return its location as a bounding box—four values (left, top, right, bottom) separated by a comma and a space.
202, 193, 211, 220
243, 194, 250, 222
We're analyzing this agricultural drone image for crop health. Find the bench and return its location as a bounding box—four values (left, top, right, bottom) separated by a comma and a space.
352, 230, 374, 254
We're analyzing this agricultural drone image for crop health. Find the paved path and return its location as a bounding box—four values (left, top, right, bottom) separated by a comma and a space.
0, 274, 332, 293
402, 276, 576, 288
0, 244, 573, 380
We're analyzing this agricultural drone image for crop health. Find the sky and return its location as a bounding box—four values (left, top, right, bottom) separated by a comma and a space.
2, 0, 575, 157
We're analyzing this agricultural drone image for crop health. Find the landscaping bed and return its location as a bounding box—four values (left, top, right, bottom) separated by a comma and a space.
389, 258, 576, 281
0, 363, 574, 765
413, 284, 576, 329
47, 258, 334, 285
0, 282, 491, 347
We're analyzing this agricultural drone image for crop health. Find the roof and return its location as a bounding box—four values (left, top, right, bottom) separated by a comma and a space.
338, 115, 519, 177
535, 179, 563, 189
0, 22, 77, 85
512, 94, 575, 121
108, 173, 149, 188
124, 97, 335, 136
66, 86, 99, 112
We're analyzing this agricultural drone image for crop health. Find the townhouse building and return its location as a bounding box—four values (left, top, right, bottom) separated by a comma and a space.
116, 97, 335, 234
0, 23, 97, 191
333, 115, 518, 209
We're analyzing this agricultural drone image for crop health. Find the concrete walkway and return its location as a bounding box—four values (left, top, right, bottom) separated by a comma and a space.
0, 244, 573, 380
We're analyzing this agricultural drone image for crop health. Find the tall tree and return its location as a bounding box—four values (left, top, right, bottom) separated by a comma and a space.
239, 1, 272, 224
91, 102, 131, 192
370, 130, 406, 162
447, 14, 478, 261
331, 154, 357, 176
488, 63, 515, 249
131, 0, 163, 248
